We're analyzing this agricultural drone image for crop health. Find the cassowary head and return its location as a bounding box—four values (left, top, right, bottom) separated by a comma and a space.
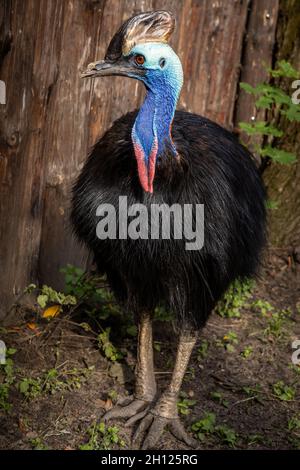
82, 11, 183, 193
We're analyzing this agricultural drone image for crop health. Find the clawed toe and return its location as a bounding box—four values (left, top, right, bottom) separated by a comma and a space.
103, 394, 198, 449
102, 396, 152, 424
125, 409, 149, 427
132, 412, 198, 450
168, 419, 198, 448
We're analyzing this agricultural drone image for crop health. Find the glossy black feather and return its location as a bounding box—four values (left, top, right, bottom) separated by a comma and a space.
71, 110, 266, 328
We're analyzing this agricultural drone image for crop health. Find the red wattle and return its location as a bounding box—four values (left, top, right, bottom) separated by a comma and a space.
148, 138, 158, 194
133, 140, 158, 194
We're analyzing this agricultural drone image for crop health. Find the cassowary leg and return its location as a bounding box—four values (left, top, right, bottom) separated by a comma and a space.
133, 330, 198, 449
103, 312, 156, 423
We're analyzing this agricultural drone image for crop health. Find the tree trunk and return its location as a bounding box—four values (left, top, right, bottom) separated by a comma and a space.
263, 0, 300, 248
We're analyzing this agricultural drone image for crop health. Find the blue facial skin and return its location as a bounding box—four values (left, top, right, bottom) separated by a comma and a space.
127, 43, 184, 163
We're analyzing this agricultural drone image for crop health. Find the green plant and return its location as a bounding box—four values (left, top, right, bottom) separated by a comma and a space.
177, 392, 197, 415
251, 299, 274, 317
197, 339, 209, 360
241, 346, 253, 359
107, 389, 118, 403
184, 366, 195, 382
153, 305, 173, 322
61, 265, 120, 320
288, 415, 300, 432
192, 412, 238, 447
273, 381, 295, 401
0, 347, 17, 411
264, 308, 291, 338
265, 200, 279, 210
97, 328, 123, 362
247, 434, 265, 446
216, 331, 238, 352
19, 366, 93, 399
210, 391, 229, 408
126, 324, 137, 337
242, 384, 264, 404
216, 279, 254, 318
288, 436, 300, 450
191, 412, 216, 441
30, 437, 49, 450
287, 415, 300, 449
19, 377, 42, 399
61, 265, 139, 340
79, 422, 125, 450
289, 364, 300, 375
61, 266, 172, 341
239, 60, 299, 165
215, 425, 238, 448
37, 285, 76, 309
252, 298, 292, 337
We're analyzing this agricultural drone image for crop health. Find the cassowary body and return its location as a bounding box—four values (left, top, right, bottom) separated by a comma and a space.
72, 11, 266, 449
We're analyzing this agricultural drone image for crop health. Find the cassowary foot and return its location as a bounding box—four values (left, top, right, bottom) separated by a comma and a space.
132, 410, 198, 450
102, 395, 154, 424
132, 392, 198, 449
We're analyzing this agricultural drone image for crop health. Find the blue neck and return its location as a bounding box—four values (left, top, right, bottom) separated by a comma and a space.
130, 43, 183, 192
132, 81, 180, 161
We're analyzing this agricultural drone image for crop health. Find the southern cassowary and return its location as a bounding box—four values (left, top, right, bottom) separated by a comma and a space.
72, 11, 266, 449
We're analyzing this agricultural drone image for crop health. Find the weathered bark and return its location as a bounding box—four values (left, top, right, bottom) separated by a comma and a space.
263, 0, 300, 247
234, 0, 279, 161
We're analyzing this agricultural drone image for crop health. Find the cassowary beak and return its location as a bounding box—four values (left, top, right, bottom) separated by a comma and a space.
80, 58, 145, 79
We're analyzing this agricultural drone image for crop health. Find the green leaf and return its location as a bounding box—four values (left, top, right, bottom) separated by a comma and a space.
126, 325, 137, 337
273, 381, 295, 401
281, 104, 300, 122
37, 294, 48, 308
255, 95, 273, 109
260, 146, 297, 164
98, 422, 106, 434
240, 82, 258, 95
239, 121, 283, 137
7, 348, 17, 356
268, 60, 299, 79
192, 412, 216, 434
19, 379, 29, 394
226, 344, 235, 353
266, 200, 279, 210
288, 415, 300, 431
215, 425, 238, 447
265, 87, 291, 106
24, 284, 37, 294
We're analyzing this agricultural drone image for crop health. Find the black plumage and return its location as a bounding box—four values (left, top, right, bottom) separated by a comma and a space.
71, 109, 266, 329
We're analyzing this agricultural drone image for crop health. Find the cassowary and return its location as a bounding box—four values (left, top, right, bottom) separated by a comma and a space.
72, 11, 266, 449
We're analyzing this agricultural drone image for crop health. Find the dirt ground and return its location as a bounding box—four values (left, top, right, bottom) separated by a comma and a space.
0, 247, 300, 450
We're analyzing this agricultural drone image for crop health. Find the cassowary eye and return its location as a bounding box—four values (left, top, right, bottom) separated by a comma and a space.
135, 54, 145, 65
159, 58, 166, 68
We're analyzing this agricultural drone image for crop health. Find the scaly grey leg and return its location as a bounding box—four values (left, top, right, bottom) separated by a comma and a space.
103, 311, 157, 423
133, 329, 198, 449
